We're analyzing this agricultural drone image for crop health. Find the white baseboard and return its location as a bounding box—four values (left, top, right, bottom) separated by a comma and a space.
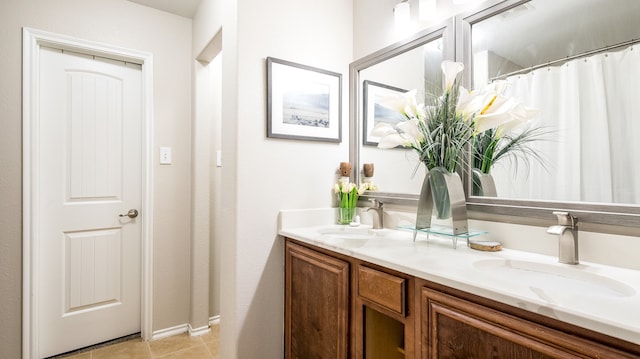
188, 323, 211, 336
151, 315, 220, 340
151, 323, 189, 340
209, 315, 220, 326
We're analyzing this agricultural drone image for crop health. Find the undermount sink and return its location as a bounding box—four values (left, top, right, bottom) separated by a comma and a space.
317, 226, 413, 241
473, 259, 636, 298
316, 226, 413, 248
318, 226, 376, 240
316, 227, 375, 248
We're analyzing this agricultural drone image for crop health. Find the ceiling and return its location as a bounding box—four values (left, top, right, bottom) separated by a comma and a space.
127, 0, 202, 18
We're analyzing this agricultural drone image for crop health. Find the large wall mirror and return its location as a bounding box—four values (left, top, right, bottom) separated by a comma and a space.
351, 0, 640, 228
350, 20, 455, 202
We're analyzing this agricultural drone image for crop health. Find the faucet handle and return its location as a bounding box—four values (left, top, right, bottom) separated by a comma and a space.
552, 211, 577, 228
369, 199, 382, 208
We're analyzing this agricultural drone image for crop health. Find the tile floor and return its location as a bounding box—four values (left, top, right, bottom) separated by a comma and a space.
55, 324, 219, 359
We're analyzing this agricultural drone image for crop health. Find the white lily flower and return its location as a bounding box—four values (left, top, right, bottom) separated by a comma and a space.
370, 122, 396, 137
402, 90, 419, 118
442, 60, 464, 92
415, 103, 427, 120
396, 119, 423, 147
490, 103, 540, 138
377, 133, 407, 149
473, 94, 517, 133
376, 91, 403, 113
456, 86, 478, 121
495, 117, 524, 138
334, 183, 340, 194
377, 89, 424, 120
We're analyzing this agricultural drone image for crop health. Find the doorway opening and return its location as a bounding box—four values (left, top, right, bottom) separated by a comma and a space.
193, 29, 223, 332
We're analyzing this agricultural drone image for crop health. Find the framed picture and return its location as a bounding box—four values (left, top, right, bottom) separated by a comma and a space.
267, 57, 342, 142
362, 80, 408, 146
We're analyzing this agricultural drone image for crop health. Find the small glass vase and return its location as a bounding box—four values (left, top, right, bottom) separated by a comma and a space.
472, 168, 497, 197
429, 167, 452, 220
338, 207, 356, 225
414, 166, 469, 237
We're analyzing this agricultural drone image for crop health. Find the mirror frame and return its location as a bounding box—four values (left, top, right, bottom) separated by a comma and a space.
349, 19, 455, 206
350, 0, 640, 230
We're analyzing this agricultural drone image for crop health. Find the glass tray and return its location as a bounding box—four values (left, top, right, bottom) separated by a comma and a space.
398, 225, 488, 249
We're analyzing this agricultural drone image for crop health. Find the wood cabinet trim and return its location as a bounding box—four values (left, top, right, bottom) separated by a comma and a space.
422, 286, 638, 359
357, 265, 406, 316
418, 278, 640, 356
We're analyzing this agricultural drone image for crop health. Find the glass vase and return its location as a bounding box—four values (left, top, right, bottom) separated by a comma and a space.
338, 207, 356, 225
414, 166, 469, 237
429, 167, 452, 220
472, 168, 497, 197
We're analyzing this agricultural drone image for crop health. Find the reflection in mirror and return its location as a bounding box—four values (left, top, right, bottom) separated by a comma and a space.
471, 0, 640, 205
359, 36, 444, 195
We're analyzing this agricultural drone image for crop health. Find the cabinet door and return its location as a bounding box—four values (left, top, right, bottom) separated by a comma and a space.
285, 241, 350, 359
421, 287, 636, 359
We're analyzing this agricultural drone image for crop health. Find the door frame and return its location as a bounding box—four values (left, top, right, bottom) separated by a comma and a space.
22, 27, 155, 359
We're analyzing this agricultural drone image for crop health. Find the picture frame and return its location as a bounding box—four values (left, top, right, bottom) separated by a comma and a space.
362, 80, 408, 146
266, 57, 342, 142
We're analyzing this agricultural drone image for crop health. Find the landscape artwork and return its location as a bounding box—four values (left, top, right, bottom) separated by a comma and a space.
267, 57, 342, 142
363, 80, 408, 145
373, 93, 405, 126
282, 81, 330, 128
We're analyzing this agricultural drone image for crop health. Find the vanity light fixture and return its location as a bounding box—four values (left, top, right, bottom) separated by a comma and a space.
394, 0, 411, 35
419, 0, 437, 21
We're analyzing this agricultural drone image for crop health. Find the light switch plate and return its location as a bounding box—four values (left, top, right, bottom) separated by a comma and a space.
160, 147, 172, 165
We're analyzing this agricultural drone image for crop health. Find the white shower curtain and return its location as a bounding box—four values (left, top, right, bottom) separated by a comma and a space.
490, 45, 640, 204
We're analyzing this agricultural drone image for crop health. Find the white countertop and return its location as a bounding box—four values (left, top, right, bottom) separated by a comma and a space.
278, 209, 640, 346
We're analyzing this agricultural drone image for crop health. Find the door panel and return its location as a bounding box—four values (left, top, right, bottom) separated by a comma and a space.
67, 69, 123, 201
37, 47, 142, 358
65, 228, 122, 313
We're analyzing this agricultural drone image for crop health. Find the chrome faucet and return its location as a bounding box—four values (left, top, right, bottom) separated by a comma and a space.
547, 211, 579, 264
367, 199, 384, 229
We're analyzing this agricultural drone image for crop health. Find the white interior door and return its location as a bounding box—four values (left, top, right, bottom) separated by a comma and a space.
37, 46, 143, 358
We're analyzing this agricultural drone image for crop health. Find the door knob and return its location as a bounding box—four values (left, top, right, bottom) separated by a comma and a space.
119, 209, 139, 218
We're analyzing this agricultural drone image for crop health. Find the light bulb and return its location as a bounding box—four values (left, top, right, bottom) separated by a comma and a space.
394, 1, 411, 35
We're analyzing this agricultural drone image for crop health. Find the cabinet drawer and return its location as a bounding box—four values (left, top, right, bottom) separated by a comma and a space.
358, 265, 406, 315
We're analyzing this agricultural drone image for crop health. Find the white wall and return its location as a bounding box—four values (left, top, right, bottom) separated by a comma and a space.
191, 12, 223, 329
194, 0, 353, 357
0, 1, 192, 357
234, 0, 353, 356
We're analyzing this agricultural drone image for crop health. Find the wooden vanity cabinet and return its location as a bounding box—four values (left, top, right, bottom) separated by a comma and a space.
285, 240, 350, 358
420, 283, 640, 359
284, 238, 417, 359
284, 238, 640, 358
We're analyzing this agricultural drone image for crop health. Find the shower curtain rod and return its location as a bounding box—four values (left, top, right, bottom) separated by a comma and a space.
489, 37, 640, 82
